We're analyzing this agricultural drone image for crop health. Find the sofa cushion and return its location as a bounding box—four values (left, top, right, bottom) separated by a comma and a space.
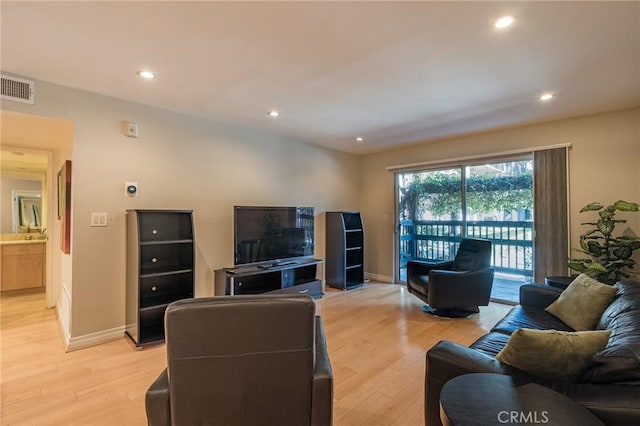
469, 332, 511, 358
491, 305, 574, 336
496, 328, 611, 382
581, 280, 640, 384
545, 274, 617, 331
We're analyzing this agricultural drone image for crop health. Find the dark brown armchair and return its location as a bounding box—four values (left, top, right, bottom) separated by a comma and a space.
145, 294, 333, 426
406, 238, 494, 317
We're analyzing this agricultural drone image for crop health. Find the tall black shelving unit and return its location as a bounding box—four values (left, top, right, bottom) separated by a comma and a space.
326, 211, 364, 290
125, 209, 194, 347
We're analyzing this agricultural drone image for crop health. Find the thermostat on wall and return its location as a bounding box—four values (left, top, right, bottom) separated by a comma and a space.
125, 182, 138, 197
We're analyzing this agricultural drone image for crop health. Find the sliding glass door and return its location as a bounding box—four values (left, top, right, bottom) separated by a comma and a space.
398, 167, 463, 281
396, 157, 533, 302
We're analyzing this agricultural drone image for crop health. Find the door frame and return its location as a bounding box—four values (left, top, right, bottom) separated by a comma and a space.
393, 154, 533, 283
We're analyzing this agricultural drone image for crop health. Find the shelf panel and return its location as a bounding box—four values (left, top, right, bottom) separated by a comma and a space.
345, 281, 364, 290
140, 303, 170, 314
140, 267, 193, 278
141, 239, 193, 246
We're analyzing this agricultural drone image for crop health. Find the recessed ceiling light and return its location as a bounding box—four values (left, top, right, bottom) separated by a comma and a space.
355, 137, 364, 143
267, 111, 280, 117
494, 15, 515, 29
539, 93, 554, 101
137, 70, 155, 79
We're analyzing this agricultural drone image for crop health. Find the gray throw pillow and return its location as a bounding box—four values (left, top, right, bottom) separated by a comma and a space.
545, 273, 617, 331
496, 328, 611, 382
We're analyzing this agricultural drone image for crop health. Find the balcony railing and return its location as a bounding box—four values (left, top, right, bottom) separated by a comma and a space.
399, 219, 533, 277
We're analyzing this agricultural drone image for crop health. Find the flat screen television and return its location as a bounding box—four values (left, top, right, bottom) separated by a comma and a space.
234, 206, 315, 267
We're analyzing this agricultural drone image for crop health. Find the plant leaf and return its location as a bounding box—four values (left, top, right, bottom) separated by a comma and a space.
567, 260, 587, 272
586, 262, 608, 273
597, 219, 614, 235
580, 202, 603, 212
614, 200, 640, 211
586, 241, 605, 255
612, 247, 632, 259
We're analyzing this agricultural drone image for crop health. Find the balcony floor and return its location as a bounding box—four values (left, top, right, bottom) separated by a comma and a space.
491, 275, 529, 304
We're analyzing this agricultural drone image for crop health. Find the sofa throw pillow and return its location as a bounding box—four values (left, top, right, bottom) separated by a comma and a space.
545, 274, 617, 331
496, 328, 611, 382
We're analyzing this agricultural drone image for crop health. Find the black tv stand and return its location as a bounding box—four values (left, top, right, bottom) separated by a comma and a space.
257, 260, 298, 269
214, 259, 325, 298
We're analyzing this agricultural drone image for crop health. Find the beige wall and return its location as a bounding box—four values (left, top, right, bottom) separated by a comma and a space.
2, 76, 638, 343
2, 79, 361, 341
360, 108, 640, 281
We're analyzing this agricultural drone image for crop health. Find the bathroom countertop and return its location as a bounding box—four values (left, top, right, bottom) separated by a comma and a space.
0, 239, 47, 245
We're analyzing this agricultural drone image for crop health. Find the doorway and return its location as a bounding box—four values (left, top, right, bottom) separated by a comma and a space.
1, 149, 51, 295
396, 157, 533, 303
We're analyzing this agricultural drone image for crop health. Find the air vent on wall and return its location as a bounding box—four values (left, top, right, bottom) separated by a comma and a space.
1, 74, 35, 104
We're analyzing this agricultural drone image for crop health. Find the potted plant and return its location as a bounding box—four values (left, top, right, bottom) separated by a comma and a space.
568, 200, 640, 284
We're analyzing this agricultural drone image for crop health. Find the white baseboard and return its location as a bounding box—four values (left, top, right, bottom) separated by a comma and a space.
55, 303, 71, 350
66, 326, 126, 352
365, 272, 394, 284
56, 284, 71, 350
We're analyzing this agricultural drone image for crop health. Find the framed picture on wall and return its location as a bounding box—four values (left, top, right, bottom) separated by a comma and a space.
58, 160, 72, 254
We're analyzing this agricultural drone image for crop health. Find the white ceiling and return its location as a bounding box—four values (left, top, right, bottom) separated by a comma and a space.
2, 1, 639, 155
0, 149, 48, 174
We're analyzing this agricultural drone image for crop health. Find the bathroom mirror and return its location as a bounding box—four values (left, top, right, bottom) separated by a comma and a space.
14, 190, 42, 231
1, 149, 48, 234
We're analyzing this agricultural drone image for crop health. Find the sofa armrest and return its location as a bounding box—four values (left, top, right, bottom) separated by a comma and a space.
425, 340, 509, 426
427, 340, 508, 383
519, 283, 562, 309
312, 317, 333, 426
145, 369, 171, 426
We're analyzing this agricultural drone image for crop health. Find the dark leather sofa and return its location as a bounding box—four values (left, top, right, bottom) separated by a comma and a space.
425, 281, 640, 425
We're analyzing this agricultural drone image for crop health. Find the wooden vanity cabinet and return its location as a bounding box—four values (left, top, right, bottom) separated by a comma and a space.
1, 243, 46, 291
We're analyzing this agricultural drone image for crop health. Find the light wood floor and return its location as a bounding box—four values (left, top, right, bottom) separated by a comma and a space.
1, 283, 510, 425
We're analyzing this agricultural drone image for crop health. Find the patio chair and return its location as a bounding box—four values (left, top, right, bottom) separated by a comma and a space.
406, 238, 494, 317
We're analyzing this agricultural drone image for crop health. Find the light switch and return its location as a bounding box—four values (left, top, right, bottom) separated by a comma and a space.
91, 212, 108, 227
